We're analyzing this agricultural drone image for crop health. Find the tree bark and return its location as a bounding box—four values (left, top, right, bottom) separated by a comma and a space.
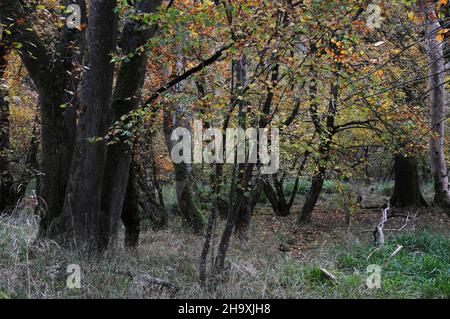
263, 175, 300, 217
50, 0, 118, 250
134, 153, 168, 230
390, 155, 428, 207
422, 2, 450, 209
163, 101, 206, 234
121, 160, 140, 248
174, 161, 206, 233
98, 0, 162, 250
0, 38, 15, 213
297, 62, 338, 225
297, 173, 324, 224
0, 0, 82, 232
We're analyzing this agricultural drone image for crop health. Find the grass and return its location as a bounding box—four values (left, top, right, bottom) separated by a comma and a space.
0, 210, 448, 299
275, 231, 450, 298
335, 232, 450, 298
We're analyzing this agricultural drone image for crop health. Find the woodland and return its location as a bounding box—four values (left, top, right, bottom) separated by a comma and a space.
0, 0, 449, 299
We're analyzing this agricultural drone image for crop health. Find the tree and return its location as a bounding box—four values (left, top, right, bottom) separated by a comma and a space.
421, 0, 450, 209
390, 154, 428, 207
98, 0, 164, 249
49, 0, 119, 250
0, 36, 15, 213
0, 0, 84, 234
163, 108, 206, 233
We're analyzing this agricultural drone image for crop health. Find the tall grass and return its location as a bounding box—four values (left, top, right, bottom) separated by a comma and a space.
0, 212, 448, 299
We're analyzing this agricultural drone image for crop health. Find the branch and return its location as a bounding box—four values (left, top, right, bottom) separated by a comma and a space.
334, 120, 375, 133
142, 44, 232, 107
0, 0, 52, 94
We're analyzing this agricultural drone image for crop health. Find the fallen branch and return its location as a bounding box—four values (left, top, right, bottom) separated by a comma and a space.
319, 267, 337, 284
114, 270, 177, 290
134, 273, 176, 290
389, 245, 403, 259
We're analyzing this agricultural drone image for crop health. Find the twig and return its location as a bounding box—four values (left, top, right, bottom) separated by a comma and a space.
374, 202, 390, 246
319, 267, 337, 284
389, 245, 403, 259
367, 246, 382, 260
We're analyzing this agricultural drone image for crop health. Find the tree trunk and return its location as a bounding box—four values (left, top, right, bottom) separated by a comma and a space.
121, 160, 140, 248
38, 89, 77, 236
297, 65, 338, 225
263, 176, 297, 217
174, 162, 206, 233
235, 199, 251, 238
50, 0, 118, 250
297, 173, 324, 224
0, 40, 15, 213
98, 0, 162, 249
135, 155, 168, 230
390, 155, 428, 207
0, 0, 81, 234
163, 109, 206, 234
423, 3, 450, 209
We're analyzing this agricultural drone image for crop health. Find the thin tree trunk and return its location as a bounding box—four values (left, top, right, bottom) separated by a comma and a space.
422, 1, 450, 209
297, 64, 338, 225
134, 154, 168, 229
0, 39, 14, 213
233, 55, 252, 239
263, 177, 291, 217
163, 107, 206, 234
121, 160, 140, 248
297, 172, 324, 224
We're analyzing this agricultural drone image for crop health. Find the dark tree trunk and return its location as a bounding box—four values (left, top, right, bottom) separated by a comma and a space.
297, 67, 337, 225
98, 0, 162, 249
233, 56, 252, 239
0, 40, 15, 213
235, 178, 262, 239
212, 56, 260, 274
262, 150, 308, 219
50, 0, 118, 250
151, 155, 166, 210
390, 155, 428, 207
211, 60, 278, 279
38, 89, 77, 236
263, 176, 296, 217
213, 162, 254, 280
0, 0, 82, 233
121, 160, 140, 248
135, 156, 168, 229
297, 173, 324, 224
42, 0, 85, 226
235, 198, 251, 239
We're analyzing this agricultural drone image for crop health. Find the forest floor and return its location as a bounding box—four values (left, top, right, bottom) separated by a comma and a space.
0, 199, 449, 299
